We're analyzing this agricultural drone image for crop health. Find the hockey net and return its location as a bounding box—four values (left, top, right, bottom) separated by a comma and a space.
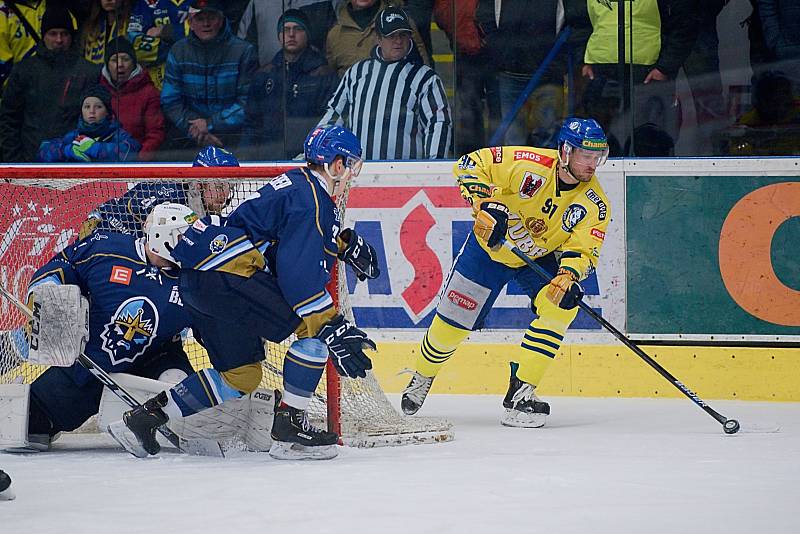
0, 165, 452, 448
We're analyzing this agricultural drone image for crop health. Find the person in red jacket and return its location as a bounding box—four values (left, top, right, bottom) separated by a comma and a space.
99, 36, 165, 160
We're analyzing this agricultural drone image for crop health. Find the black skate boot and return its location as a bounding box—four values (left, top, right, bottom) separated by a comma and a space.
401, 370, 435, 415
0, 469, 14, 501
269, 391, 338, 460
501, 363, 550, 428
108, 392, 169, 458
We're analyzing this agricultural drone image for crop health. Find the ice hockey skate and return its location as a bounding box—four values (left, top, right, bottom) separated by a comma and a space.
0, 469, 14, 501
400, 370, 435, 415
501, 366, 550, 428
108, 392, 169, 458
269, 391, 338, 460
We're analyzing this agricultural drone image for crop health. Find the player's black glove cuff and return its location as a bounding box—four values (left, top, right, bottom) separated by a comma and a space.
317, 315, 376, 379
337, 228, 380, 281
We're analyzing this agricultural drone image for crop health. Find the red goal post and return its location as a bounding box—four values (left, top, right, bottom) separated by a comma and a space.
0, 164, 452, 447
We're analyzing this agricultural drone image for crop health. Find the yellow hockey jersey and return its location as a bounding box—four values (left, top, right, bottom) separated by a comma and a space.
0, 1, 46, 86
454, 146, 611, 280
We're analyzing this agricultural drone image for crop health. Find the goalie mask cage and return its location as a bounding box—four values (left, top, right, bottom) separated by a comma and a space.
0, 165, 452, 448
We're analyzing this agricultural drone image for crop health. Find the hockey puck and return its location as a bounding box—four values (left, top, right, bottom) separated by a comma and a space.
723, 419, 740, 434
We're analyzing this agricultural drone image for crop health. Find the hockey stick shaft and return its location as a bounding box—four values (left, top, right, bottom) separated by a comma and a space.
0, 281, 218, 454
502, 240, 734, 428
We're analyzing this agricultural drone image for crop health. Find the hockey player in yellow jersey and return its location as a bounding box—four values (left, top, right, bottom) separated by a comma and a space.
402, 117, 611, 427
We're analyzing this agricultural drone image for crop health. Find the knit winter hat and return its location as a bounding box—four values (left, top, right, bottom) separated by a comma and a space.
81, 84, 113, 114
277, 9, 311, 35
104, 37, 137, 67
41, 6, 75, 35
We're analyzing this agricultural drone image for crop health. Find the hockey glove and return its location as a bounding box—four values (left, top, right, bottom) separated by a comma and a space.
474, 201, 509, 249
337, 228, 380, 281
317, 315, 376, 379
66, 135, 96, 162
545, 268, 584, 309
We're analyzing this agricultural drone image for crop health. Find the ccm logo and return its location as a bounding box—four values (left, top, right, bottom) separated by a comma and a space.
448, 290, 477, 310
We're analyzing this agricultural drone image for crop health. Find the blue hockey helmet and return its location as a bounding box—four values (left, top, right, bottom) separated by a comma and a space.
192, 146, 240, 167
558, 118, 609, 166
304, 126, 363, 174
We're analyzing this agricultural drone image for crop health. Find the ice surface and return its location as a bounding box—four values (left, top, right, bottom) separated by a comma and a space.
1, 395, 798, 534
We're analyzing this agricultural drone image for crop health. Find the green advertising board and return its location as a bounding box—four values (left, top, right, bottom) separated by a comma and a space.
627, 176, 800, 335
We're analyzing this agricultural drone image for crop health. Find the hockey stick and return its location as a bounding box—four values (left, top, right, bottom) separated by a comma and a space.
503, 240, 757, 435
0, 282, 224, 456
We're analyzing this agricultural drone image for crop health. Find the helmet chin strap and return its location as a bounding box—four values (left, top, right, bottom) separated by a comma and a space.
323, 161, 353, 197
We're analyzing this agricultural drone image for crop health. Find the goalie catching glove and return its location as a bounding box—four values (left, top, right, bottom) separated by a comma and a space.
474, 201, 509, 249
317, 315, 376, 379
545, 268, 584, 310
337, 228, 380, 281
26, 284, 89, 366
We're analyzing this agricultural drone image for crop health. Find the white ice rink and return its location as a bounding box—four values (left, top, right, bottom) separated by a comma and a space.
2, 395, 798, 534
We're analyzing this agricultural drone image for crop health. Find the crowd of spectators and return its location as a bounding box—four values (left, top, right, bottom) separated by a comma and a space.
0, 0, 797, 163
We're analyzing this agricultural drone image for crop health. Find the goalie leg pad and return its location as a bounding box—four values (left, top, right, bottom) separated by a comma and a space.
0, 383, 32, 452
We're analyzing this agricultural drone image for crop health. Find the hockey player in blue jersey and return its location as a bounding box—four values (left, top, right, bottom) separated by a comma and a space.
78, 146, 235, 239
4, 204, 200, 452
110, 126, 381, 460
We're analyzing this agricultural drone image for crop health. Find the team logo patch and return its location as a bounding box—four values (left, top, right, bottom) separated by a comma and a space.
184, 212, 198, 224
100, 297, 159, 365
519, 171, 545, 199
209, 234, 228, 254
447, 290, 477, 311
585, 189, 608, 220
109, 266, 132, 285
457, 155, 477, 170
524, 217, 548, 238
192, 219, 207, 232
489, 146, 503, 163
513, 150, 555, 167
562, 204, 588, 232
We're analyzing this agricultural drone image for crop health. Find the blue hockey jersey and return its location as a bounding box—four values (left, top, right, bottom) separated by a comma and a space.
27, 232, 193, 385
89, 182, 192, 237
177, 167, 340, 322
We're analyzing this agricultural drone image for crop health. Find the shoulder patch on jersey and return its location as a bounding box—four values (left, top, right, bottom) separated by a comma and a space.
562, 204, 588, 232
192, 219, 207, 232
458, 179, 494, 200
110, 266, 133, 285
585, 189, 608, 220
489, 146, 503, 163
457, 155, 477, 170
519, 171, 546, 199
524, 217, 548, 238
209, 234, 229, 254
513, 150, 555, 167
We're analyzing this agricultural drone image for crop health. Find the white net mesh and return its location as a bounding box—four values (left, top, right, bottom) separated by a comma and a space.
0, 166, 452, 447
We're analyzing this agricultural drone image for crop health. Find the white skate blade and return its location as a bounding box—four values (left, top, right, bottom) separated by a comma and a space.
268, 440, 338, 460
176, 435, 225, 458
501, 409, 546, 428
107, 420, 149, 458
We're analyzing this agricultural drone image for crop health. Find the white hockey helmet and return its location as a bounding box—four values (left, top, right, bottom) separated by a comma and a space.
144, 203, 198, 264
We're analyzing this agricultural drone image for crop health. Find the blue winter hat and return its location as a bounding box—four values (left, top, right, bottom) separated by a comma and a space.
277, 9, 310, 35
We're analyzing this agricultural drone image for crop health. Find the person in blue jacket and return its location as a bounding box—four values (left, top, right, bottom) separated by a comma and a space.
37, 84, 141, 162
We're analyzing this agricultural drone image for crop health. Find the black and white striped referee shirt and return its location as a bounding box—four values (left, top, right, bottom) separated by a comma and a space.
317, 50, 452, 160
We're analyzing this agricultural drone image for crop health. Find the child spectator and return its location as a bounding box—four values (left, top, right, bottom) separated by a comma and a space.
37, 84, 141, 162
81, 0, 133, 64
99, 36, 165, 159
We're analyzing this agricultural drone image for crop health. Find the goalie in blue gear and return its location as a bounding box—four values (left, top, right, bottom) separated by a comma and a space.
110, 127, 381, 460
77, 146, 236, 239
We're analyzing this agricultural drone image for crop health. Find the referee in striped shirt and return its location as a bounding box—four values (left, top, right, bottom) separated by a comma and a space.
317, 6, 452, 160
